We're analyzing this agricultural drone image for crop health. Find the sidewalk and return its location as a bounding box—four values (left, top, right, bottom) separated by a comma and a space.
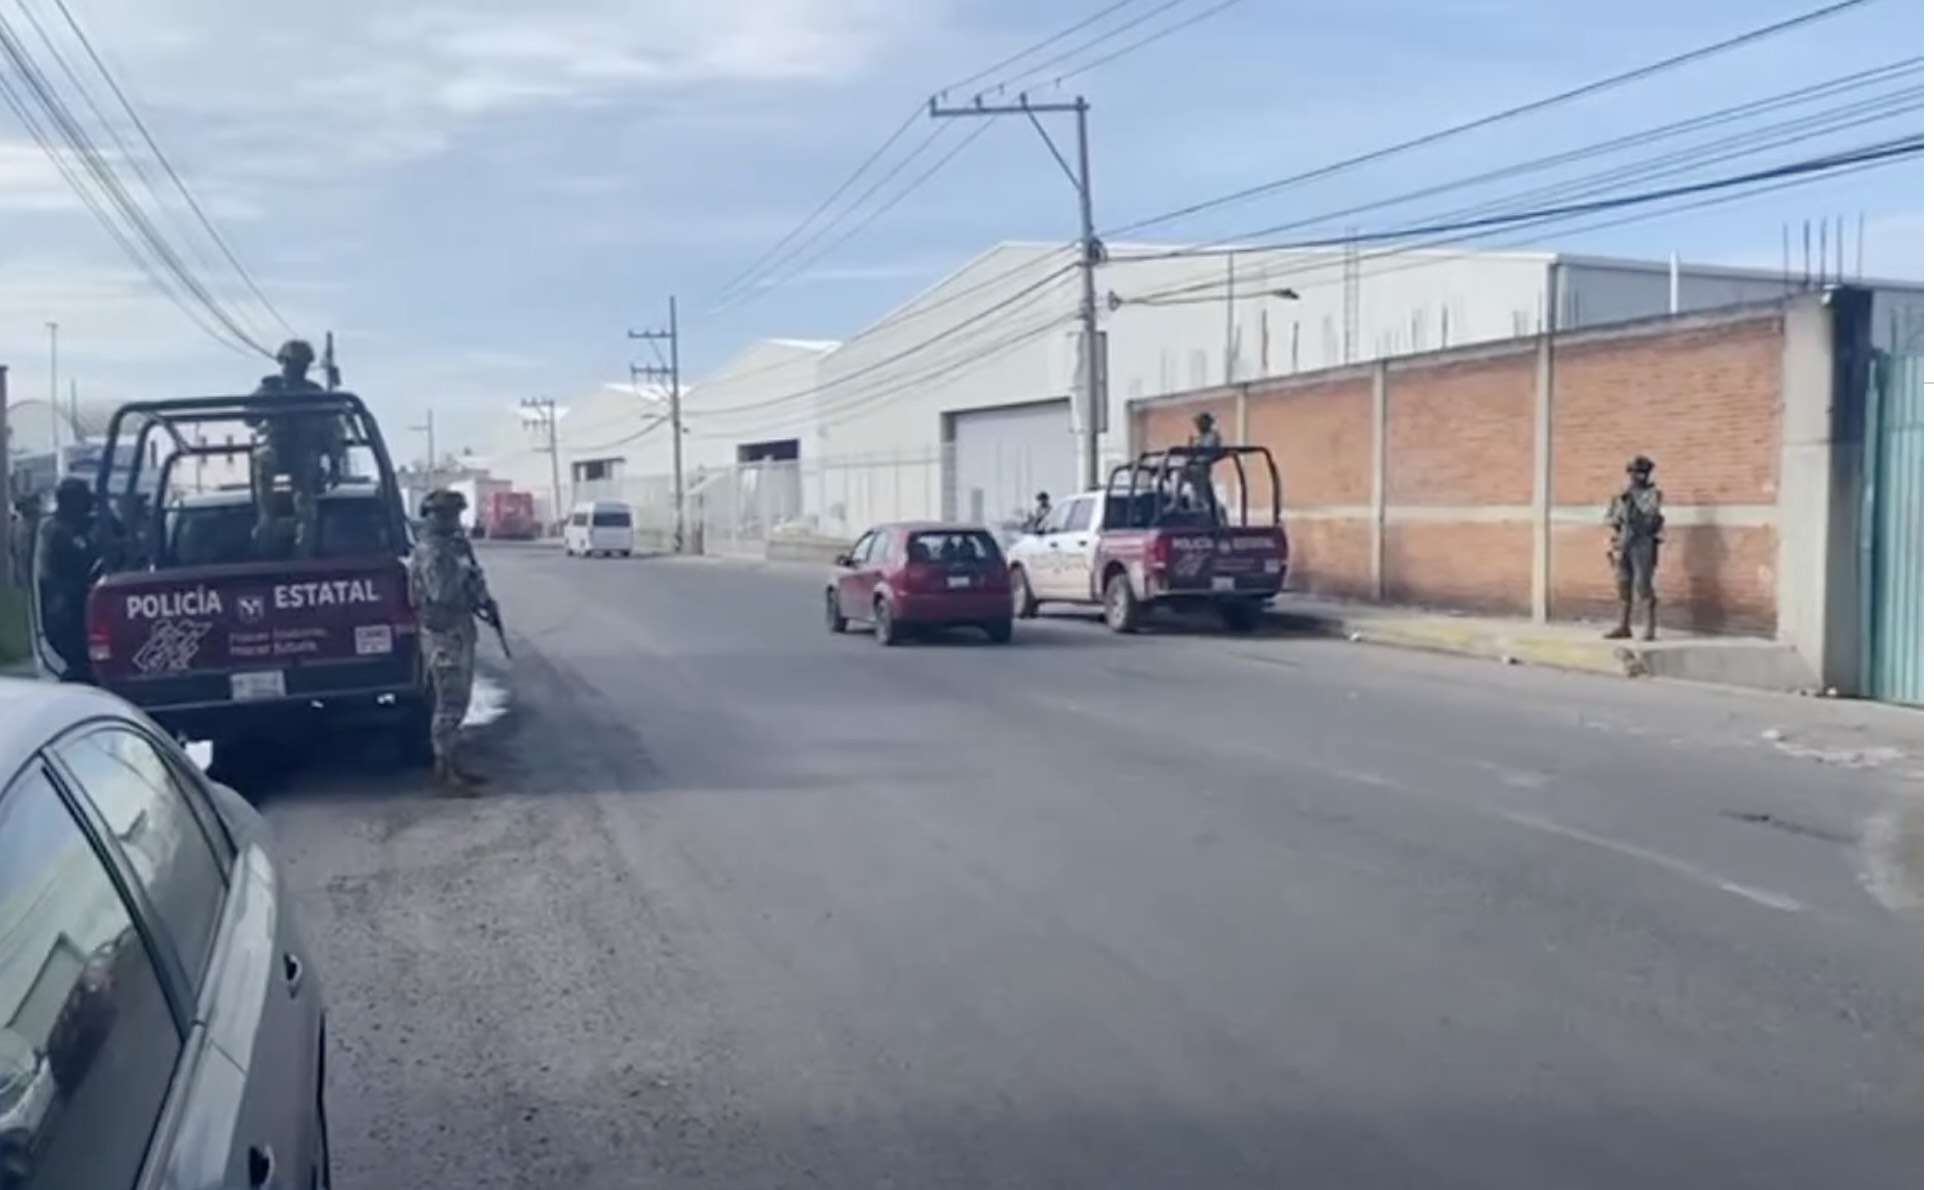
1268, 597, 1824, 694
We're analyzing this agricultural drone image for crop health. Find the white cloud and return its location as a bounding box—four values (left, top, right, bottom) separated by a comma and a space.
69, 0, 934, 176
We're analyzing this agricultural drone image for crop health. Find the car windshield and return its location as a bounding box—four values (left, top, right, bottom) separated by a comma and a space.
905, 530, 1000, 563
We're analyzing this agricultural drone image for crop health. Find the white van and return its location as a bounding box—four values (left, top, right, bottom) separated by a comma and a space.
563, 500, 636, 557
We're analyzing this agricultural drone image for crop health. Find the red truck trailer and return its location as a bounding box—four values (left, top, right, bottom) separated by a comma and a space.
482, 489, 538, 540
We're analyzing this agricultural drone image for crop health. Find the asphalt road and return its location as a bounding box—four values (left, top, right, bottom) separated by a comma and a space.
257, 546, 1922, 1190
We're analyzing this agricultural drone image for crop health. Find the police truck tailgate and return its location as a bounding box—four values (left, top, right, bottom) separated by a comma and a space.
86, 556, 417, 708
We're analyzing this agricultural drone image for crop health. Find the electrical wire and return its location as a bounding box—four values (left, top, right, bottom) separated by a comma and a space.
1104, 0, 1885, 238
1003, 0, 1247, 95
1128, 92, 1920, 302
0, 8, 269, 355
707, 0, 1156, 310
37, 0, 295, 339
0, 32, 257, 357
707, 136, 1920, 437
682, 61, 1916, 404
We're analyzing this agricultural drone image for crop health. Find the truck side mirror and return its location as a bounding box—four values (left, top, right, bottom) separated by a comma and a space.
834, 553, 853, 567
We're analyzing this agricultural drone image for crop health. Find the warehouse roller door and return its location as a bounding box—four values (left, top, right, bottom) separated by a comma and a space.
945, 400, 1076, 531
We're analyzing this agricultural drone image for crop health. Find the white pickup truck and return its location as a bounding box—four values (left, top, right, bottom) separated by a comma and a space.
1005, 446, 1291, 633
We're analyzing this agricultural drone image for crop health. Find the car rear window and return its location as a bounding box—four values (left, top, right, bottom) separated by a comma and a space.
905, 530, 1001, 563
591, 508, 632, 528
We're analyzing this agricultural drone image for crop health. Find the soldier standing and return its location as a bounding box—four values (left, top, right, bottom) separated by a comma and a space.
36, 477, 98, 681
1185, 410, 1223, 512
408, 488, 497, 791
1604, 455, 1665, 641
251, 339, 345, 558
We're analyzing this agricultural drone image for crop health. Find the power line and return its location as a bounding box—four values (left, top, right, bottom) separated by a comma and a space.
705, 135, 1919, 438
1126, 75, 1920, 300
0, 37, 255, 356
1129, 136, 1923, 307
939, 0, 1142, 98
998, 0, 1244, 95
0, 8, 268, 355
37, 0, 295, 339
1105, 0, 1885, 238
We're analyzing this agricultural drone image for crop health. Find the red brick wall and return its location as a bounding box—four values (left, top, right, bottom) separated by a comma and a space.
1129, 305, 1789, 634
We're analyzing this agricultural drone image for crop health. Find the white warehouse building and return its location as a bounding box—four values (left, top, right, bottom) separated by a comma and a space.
558, 239, 1922, 551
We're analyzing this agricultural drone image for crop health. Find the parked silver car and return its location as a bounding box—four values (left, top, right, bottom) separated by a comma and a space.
0, 677, 331, 1190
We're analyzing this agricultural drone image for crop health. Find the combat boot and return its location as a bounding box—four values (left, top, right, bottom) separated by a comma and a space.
1604, 599, 1634, 640
1640, 599, 1658, 642
433, 756, 480, 796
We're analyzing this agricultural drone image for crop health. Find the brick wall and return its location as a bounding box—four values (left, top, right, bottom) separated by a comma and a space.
1129, 303, 1789, 635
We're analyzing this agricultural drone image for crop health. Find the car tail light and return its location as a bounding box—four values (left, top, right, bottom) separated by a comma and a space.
900, 562, 945, 593
86, 595, 112, 662
1147, 534, 1172, 571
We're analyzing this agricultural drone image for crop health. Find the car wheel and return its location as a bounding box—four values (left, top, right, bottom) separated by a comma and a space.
983, 619, 1014, 644
1103, 571, 1143, 634
825, 589, 848, 634
1009, 566, 1039, 619
873, 597, 903, 646
395, 697, 436, 769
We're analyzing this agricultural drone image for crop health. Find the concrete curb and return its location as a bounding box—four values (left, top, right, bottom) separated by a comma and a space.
1271, 609, 1642, 677
1269, 605, 1820, 693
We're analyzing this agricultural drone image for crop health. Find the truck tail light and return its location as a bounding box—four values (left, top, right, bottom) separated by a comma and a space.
1147, 534, 1171, 571
86, 595, 112, 662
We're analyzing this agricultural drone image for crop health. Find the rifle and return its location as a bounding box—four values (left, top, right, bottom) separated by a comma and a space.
475, 598, 511, 658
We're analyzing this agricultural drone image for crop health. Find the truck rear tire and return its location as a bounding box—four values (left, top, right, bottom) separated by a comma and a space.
1218, 599, 1266, 633
1103, 572, 1143, 634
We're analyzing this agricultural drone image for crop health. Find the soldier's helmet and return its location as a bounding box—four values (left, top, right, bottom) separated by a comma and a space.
1194, 411, 1216, 429
420, 488, 467, 518
1627, 454, 1655, 476
275, 339, 317, 369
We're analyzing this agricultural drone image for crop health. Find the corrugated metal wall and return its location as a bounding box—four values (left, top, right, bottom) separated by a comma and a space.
1860, 349, 1923, 705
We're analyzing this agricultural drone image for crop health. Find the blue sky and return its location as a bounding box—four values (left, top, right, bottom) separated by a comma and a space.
0, 0, 1920, 447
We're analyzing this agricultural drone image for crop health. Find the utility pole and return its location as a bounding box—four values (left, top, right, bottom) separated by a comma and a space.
409, 410, 437, 474
930, 94, 1104, 488
521, 396, 564, 536
44, 321, 58, 458
628, 296, 685, 552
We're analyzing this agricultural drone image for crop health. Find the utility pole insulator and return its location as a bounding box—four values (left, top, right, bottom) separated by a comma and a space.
931, 95, 1105, 488
627, 297, 685, 553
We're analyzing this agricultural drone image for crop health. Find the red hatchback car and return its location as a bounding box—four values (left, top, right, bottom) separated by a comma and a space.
825, 523, 1015, 645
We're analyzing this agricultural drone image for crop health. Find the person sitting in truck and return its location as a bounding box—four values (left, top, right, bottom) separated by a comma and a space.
1024, 491, 1053, 532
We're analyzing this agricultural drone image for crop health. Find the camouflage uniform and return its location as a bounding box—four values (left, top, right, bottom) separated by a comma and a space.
1604, 455, 1665, 641
1186, 411, 1223, 513
251, 339, 345, 558
408, 488, 494, 790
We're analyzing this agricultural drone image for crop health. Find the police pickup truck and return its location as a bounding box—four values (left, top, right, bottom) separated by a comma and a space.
29, 392, 430, 777
1006, 445, 1290, 634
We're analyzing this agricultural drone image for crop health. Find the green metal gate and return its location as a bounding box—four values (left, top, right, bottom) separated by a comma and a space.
1861, 350, 1923, 706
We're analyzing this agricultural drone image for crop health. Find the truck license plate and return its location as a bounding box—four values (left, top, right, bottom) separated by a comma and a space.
229, 670, 286, 701
1211, 576, 1236, 591
355, 624, 395, 655
947, 575, 972, 589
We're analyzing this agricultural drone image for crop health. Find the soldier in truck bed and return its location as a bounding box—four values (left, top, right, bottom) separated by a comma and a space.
250, 339, 347, 558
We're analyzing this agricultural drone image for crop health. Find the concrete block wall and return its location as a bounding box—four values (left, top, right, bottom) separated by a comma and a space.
1132, 298, 1811, 637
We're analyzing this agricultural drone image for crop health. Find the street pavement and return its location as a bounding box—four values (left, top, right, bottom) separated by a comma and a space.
255, 546, 1922, 1190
